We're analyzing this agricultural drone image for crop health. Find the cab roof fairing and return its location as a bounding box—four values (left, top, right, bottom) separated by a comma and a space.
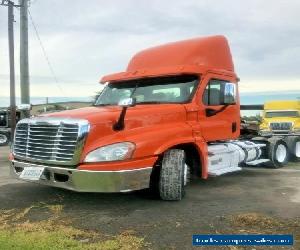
100, 35, 236, 84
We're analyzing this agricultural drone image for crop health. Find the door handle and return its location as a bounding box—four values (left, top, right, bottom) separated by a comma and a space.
232, 122, 237, 133
205, 105, 229, 117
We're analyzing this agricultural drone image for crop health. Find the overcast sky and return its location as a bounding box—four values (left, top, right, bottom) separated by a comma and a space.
1, 0, 300, 98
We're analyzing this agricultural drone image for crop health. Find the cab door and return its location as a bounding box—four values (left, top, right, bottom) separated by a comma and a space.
198, 74, 240, 142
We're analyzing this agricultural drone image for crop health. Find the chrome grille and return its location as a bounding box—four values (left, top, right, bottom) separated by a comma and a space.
270, 122, 292, 131
13, 118, 90, 165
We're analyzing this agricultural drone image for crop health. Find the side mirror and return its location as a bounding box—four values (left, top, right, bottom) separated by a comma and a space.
223, 82, 236, 105
17, 104, 32, 111
118, 97, 136, 107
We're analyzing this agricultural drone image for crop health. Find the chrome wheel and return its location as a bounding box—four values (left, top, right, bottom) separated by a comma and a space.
295, 141, 300, 158
0, 134, 8, 146
275, 144, 287, 163
183, 163, 191, 186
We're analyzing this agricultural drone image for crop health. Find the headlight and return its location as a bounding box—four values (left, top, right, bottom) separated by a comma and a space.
259, 130, 272, 136
294, 127, 300, 133
259, 122, 268, 129
84, 142, 135, 163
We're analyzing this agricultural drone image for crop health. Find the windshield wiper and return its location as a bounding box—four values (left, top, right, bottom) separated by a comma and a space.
93, 103, 115, 106
136, 101, 175, 105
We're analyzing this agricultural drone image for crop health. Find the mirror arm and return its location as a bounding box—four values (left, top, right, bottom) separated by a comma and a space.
112, 97, 136, 131
113, 107, 128, 131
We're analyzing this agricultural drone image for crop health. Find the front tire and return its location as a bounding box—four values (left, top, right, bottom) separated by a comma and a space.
285, 136, 300, 161
0, 132, 9, 146
159, 149, 186, 201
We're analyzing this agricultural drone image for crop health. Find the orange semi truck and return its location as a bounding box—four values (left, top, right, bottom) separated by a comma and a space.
10, 36, 300, 200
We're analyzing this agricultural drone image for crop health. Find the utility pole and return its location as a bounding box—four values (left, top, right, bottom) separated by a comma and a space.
19, 0, 30, 117
0, 0, 22, 141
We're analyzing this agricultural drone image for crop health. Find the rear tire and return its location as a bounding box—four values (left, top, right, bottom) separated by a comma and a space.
159, 149, 186, 201
267, 138, 289, 168
0, 132, 9, 146
285, 136, 300, 161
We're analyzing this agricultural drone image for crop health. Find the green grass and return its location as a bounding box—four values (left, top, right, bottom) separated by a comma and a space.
0, 228, 145, 250
0, 205, 146, 250
0, 229, 82, 250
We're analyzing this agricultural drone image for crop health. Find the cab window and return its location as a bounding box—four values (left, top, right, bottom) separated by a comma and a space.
203, 79, 237, 106
203, 79, 224, 106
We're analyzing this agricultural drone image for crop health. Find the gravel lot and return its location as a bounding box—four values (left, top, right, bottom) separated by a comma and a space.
1, 145, 300, 249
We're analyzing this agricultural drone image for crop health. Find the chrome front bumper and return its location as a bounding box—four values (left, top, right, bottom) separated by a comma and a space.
259, 130, 300, 136
10, 160, 153, 193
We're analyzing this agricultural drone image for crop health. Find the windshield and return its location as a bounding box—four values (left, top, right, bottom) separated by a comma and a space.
265, 111, 299, 118
95, 75, 199, 106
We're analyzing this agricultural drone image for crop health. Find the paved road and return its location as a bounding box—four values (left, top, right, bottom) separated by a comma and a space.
0, 146, 20, 187
1, 146, 300, 249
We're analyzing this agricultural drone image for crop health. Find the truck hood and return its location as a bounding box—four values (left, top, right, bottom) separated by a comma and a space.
43, 105, 187, 127
44, 106, 120, 125
35, 105, 189, 162
264, 117, 300, 124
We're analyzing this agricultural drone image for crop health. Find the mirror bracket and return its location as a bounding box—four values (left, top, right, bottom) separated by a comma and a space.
113, 98, 136, 131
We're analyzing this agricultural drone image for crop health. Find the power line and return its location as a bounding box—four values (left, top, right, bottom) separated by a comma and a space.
27, 8, 66, 95
28, 0, 38, 7
28, 0, 36, 5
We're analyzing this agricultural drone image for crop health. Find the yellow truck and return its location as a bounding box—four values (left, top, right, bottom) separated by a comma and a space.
259, 100, 300, 160
260, 100, 300, 135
